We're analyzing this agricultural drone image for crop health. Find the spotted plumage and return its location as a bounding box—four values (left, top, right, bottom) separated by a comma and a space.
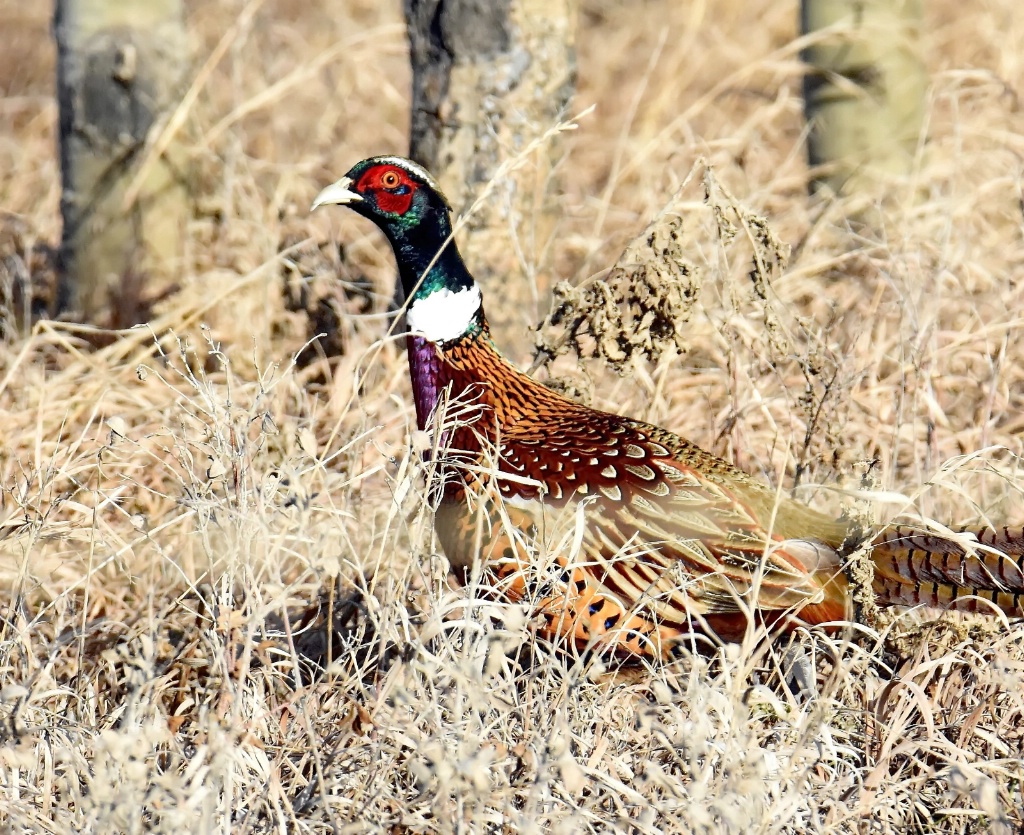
314, 156, 1024, 659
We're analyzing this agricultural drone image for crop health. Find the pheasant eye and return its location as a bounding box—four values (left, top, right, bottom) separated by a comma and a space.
381, 170, 401, 189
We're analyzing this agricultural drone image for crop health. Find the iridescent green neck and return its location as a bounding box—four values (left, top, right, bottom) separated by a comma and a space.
373, 196, 468, 302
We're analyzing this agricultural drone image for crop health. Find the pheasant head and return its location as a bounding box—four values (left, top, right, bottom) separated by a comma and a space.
312, 156, 483, 346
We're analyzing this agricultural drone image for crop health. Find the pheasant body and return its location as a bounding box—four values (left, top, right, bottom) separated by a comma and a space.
313, 156, 1024, 659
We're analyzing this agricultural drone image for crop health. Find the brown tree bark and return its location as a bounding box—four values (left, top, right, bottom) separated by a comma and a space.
404, 0, 577, 354
55, 0, 191, 321
802, 0, 927, 200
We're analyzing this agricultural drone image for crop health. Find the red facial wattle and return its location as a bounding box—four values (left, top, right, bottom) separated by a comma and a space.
355, 165, 416, 215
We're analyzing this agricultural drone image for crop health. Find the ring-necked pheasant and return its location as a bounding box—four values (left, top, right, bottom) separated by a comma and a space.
313, 155, 1024, 659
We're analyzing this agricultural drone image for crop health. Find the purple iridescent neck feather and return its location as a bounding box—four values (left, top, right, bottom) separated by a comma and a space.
407, 333, 443, 432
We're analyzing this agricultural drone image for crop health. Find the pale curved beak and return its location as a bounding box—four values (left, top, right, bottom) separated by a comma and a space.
311, 177, 362, 211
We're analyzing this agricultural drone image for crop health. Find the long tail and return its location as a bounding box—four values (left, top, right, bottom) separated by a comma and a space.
871, 525, 1024, 615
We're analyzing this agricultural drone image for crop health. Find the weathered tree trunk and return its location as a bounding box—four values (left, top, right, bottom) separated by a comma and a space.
404, 0, 577, 354
801, 0, 927, 199
55, 0, 191, 320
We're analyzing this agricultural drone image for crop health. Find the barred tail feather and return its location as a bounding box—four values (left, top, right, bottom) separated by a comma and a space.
871, 525, 1024, 615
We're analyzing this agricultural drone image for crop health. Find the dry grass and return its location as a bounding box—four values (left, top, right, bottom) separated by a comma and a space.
2, 0, 1024, 831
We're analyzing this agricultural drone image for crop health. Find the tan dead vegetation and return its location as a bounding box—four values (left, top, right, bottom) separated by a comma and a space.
1, 0, 1023, 832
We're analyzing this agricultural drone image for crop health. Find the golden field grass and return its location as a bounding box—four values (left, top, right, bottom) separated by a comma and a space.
2, 0, 1024, 831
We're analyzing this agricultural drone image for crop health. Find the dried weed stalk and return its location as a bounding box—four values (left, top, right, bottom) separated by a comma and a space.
532, 196, 701, 374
